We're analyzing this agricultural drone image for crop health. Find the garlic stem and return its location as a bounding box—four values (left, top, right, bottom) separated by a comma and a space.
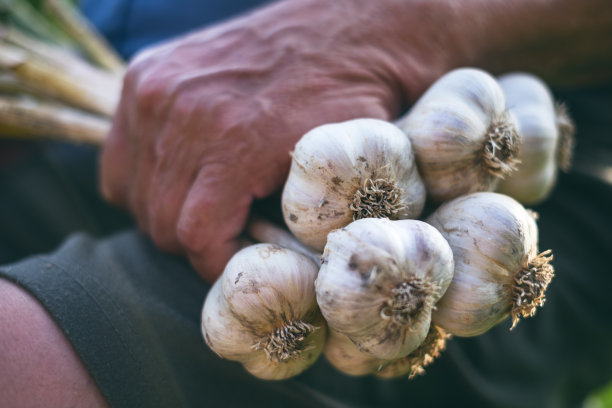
41, 0, 125, 73
1, 25, 122, 85
0, 0, 73, 46
0, 39, 121, 116
0, 95, 109, 145
511, 249, 554, 329
0, 72, 38, 95
246, 216, 322, 267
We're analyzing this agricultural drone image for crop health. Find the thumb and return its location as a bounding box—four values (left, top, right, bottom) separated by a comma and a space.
177, 168, 253, 283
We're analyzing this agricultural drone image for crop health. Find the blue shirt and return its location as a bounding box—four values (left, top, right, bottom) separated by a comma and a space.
81, 0, 271, 58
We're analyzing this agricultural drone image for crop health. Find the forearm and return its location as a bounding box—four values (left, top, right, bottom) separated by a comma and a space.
245, 0, 612, 100
457, 0, 612, 86
376, 0, 612, 88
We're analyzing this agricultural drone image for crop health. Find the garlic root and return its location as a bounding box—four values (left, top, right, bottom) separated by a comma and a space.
482, 114, 521, 178
511, 249, 554, 329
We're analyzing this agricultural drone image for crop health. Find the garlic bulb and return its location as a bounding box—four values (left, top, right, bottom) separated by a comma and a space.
201, 243, 326, 380
323, 329, 383, 376
315, 218, 454, 360
396, 67, 521, 202
427, 192, 554, 337
282, 118, 425, 251
324, 325, 450, 379
496, 72, 575, 205
375, 325, 451, 379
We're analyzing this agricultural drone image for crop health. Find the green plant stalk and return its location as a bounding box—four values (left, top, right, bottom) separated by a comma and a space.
0, 71, 39, 95
0, 95, 109, 145
1, 24, 123, 84
42, 0, 125, 73
0, 0, 73, 46
0, 41, 120, 116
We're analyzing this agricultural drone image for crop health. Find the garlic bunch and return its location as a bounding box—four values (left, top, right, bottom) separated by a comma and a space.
201, 243, 326, 380
396, 67, 521, 202
427, 192, 554, 337
496, 72, 575, 204
282, 118, 425, 251
315, 218, 454, 360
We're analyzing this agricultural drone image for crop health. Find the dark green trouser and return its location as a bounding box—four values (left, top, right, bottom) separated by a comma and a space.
1, 84, 612, 408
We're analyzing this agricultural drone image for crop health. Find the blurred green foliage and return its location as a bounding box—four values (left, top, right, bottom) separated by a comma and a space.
584, 380, 612, 408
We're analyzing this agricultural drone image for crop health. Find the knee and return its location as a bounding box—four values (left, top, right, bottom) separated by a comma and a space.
0, 278, 108, 408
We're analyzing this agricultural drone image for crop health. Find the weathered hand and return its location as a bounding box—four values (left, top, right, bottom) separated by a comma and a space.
99, 0, 459, 282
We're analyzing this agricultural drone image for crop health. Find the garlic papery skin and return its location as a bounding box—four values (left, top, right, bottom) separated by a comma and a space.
396, 67, 521, 202
315, 218, 454, 360
375, 325, 451, 380
426, 192, 554, 337
201, 243, 326, 380
496, 72, 576, 205
282, 118, 425, 251
323, 329, 383, 376
324, 325, 450, 379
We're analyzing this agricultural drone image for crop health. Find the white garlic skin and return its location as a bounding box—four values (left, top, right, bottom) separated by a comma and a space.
323, 329, 383, 376
282, 118, 425, 251
315, 218, 454, 360
497, 72, 574, 205
375, 325, 450, 380
201, 243, 326, 380
427, 192, 548, 337
396, 67, 520, 202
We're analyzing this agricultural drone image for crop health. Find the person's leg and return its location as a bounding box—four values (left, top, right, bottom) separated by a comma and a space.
0, 279, 108, 408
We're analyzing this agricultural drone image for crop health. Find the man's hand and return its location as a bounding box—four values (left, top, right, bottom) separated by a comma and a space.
99, 0, 462, 282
